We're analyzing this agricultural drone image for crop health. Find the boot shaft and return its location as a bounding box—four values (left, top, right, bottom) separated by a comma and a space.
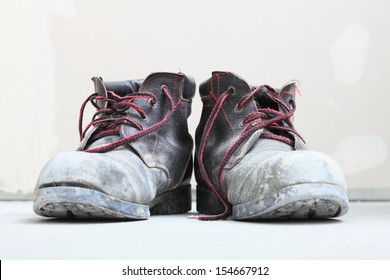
194, 72, 307, 219
195, 72, 305, 183
81, 72, 196, 189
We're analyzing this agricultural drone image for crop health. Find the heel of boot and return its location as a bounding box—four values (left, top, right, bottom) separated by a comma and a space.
149, 185, 192, 215
196, 184, 225, 215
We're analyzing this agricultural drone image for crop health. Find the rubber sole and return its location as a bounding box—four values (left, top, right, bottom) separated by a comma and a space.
197, 183, 349, 220
33, 185, 191, 220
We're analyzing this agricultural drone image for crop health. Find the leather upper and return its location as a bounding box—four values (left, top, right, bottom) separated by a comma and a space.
82, 72, 196, 192
195, 72, 305, 200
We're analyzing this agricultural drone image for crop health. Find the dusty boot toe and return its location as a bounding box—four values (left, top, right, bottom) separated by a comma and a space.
228, 150, 349, 220
34, 150, 164, 219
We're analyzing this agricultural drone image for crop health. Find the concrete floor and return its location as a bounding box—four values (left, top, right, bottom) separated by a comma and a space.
0, 201, 389, 260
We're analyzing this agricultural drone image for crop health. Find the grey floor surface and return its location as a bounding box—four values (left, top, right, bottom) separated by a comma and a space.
0, 201, 389, 260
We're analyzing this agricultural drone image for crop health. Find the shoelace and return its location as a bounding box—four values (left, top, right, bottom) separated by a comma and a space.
240, 85, 301, 144
192, 85, 302, 221
78, 86, 174, 153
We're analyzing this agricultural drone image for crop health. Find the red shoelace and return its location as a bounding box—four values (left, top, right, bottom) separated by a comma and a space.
78, 86, 174, 153
192, 85, 302, 220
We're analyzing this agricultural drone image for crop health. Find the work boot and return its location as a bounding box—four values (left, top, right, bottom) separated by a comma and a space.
195, 72, 349, 220
34, 72, 195, 219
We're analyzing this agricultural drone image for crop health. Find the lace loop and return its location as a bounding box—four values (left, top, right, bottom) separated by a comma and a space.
237, 85, 301, 141
78, 86, 173, 153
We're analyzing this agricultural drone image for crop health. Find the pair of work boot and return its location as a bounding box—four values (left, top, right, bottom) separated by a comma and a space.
33, 71, 349, 221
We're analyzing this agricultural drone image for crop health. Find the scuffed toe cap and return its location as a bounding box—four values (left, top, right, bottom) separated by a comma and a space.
35, 149, 167, 204
262, 151, 347, 189
226, 150, 347, 205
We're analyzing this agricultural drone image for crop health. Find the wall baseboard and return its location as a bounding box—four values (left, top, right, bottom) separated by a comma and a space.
348, 188, 390, 201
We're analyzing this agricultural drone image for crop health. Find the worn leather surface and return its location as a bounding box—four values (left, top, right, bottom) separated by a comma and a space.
225, 140, 347, 205
37, 72, 195, 203
118, 73, 195, 193
195, 72, 256, 186
36, 145, 166, 204
92, 73, 195, 193
195, 72, 303, 196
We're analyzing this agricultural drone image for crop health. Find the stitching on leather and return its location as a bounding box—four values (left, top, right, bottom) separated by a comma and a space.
221, 108, 236, 137
217, 73, 235, 136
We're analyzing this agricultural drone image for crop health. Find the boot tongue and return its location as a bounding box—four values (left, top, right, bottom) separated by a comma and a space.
86, 77, 143, 150
91, 77, 108, 108
91, 77, 144, 108
279, 80, 300, 104
253, 80, 300, 111
253, 80, 301, 146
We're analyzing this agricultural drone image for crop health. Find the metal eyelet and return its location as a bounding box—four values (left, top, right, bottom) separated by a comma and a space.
228, 86, 236, 93
149, 98, 156, 107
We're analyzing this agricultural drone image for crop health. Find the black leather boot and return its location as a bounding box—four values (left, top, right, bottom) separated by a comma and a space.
195, 72, 348, 220
34, 72, 195, 219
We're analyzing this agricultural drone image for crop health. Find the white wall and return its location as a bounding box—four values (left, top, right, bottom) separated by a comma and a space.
1, 0, 389, 198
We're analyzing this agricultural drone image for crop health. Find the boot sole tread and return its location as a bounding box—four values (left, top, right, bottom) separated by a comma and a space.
198, 183, 349, 220
33, 185, 191, 220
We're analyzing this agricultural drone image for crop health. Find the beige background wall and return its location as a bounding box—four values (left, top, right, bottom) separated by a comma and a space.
1, 0, 389, 198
